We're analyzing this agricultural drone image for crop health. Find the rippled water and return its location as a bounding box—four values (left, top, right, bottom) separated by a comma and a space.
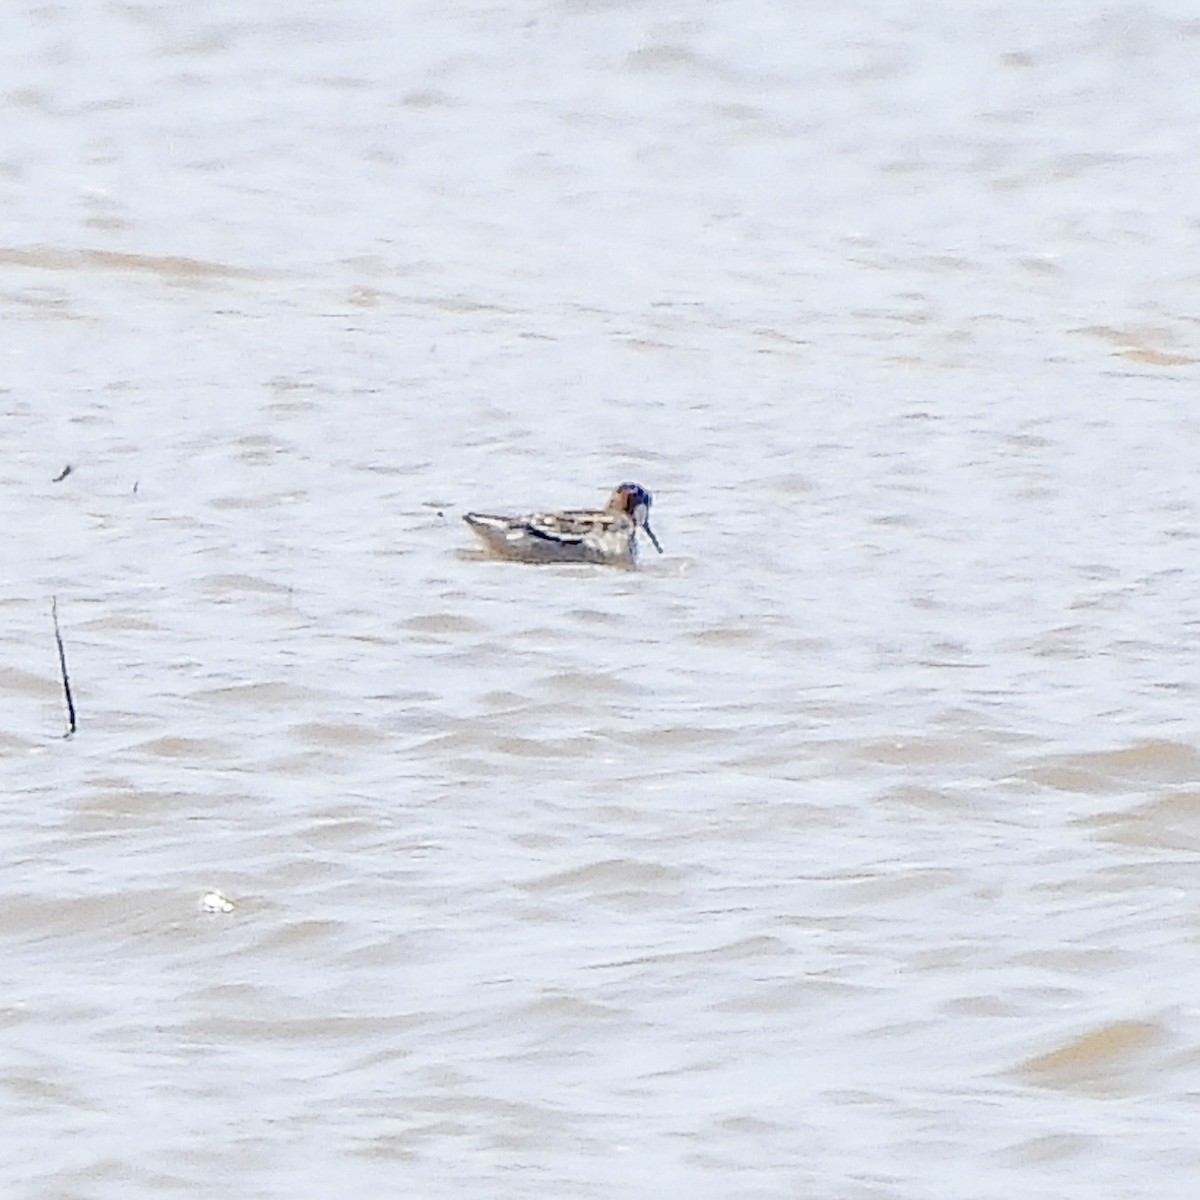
5, 2, 1200, 1197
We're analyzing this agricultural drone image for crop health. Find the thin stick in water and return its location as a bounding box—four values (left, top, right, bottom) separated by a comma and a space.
51, 596, 77, 738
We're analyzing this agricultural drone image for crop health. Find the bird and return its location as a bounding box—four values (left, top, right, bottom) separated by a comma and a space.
463, 482, 663, 567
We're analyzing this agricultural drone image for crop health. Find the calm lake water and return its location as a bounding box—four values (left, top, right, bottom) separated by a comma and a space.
4, 2, 1200, 1197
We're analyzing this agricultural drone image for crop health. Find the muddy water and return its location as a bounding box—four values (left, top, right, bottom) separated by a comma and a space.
3, 2, 1200, 1197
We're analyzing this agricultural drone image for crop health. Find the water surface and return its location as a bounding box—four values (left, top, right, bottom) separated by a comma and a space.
4, 2, 1200, 1197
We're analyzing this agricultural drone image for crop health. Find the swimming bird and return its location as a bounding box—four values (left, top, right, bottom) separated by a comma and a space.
463, 482, 663, 567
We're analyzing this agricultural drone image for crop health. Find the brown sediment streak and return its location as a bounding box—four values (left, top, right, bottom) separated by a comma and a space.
0, 246, 263, 280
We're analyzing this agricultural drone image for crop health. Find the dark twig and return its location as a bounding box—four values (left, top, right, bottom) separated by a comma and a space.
51, 597, 76, 738
52, 465, 72, 483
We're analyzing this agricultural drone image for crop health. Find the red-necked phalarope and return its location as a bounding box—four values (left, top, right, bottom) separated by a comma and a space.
463, 482, 663, 567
